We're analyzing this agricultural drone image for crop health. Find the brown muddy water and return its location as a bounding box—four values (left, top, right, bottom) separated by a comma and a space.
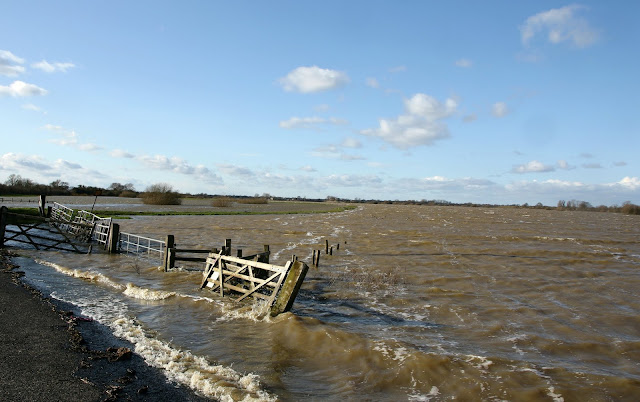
6, 201, 640, 400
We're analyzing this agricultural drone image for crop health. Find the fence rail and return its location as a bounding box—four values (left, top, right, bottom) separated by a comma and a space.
119, 232, 166, 257
51, 202, 74, 222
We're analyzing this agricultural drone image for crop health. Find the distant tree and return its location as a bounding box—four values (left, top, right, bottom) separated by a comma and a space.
621, 201, 640, 215
141, 183, 181, 205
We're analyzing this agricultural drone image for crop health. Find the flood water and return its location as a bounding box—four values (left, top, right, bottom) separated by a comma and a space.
8, 203, 640, 400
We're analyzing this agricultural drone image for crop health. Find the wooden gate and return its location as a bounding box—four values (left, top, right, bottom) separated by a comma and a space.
0, 208, 92, 253
200, 252, 308, 316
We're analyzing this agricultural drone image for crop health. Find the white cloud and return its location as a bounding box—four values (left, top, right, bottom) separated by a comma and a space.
138, 154, 222, 184
614, 176, 640, 191
506, 179, 589, 192
512, 160, 555, 173
311, 144, 364, 161
366, 77, 380, 88
43, 124, 102, 152
0, 152, 52, 172
582, 163, 603, 169
55, 159, 82, 170
110, 149, 135, 158
520, 4, 599, 48
78, 143, 103, 152
0, 80, 48, 97
455, 59, 473, 68
279, 66, 349, 93
279, 116, 348, 130
360, 93, 457, 149
31, 60, 76, 73
216, 163, 255, 178
492, 102, 509, 118
0, 50, 25, 76
22, 103, 44, 113
613, 161, 627, 167
556, 160, 575, 170
389, 65, 407, 73
341, 138, 362, 148
322, 174, 383, 188
300, 165, 316, 172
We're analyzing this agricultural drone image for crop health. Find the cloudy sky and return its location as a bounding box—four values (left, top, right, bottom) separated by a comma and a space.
1, 1, 638, 205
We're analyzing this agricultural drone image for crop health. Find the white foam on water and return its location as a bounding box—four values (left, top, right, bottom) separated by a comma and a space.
123, 283, 177, 301
35, 259, 125, 290
547, 386, 564, 402
408, 385, 440, 401
215, 299, 273, 323
34, 257, 275, 401
51, 286, 275, 401
109, 315, 275, 401
463, 354, 493, 371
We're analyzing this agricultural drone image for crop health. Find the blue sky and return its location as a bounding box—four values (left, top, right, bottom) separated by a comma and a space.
1, 1, 638, 205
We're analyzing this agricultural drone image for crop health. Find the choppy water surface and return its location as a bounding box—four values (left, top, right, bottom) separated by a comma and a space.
13, 204, 640, 400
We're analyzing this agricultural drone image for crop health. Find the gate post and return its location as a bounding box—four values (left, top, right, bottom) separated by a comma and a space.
107, 223, 120, 254
0, 206, 7, 248
163, 235, 175, 271
38, 195, 46, 217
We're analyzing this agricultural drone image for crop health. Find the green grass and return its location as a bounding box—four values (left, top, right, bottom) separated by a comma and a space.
5, 207, 40, 216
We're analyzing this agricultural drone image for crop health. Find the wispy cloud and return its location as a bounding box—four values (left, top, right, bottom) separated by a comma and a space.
341, 137, 362, 148
31, 60, 76, 73
138, 154, 222, 184
360, 93, 457, 149
520, 4, 599, 48
0, 152, 106, 184
0, 50, 25, 76
365, 77, 380, 88
491, 102, 509, 118
582, 163, 603, 169
216, 163, 255, 178
110, 149, 135, 159
22, 103, 45, 113
0, 80, 48, 97
512, 160, 555, 174
455, 58, 473, 68
556, 160, 575, 170
311, 144, 364, 161
43, 124, 102, 152
279, 116, 349, 130
279, 66, 349, 93
389, 65, 407, 73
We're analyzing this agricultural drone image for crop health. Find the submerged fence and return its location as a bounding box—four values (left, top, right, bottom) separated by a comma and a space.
1, 196, 313, 315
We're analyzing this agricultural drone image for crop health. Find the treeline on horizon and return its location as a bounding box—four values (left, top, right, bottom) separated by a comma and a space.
1, 174, 639, 215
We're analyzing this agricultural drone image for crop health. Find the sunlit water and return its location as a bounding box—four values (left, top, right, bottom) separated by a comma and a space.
7, 204, 640, 401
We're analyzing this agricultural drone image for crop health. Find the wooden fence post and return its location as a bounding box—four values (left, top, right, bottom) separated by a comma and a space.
263, 245, 270, 263
0, 206, 7, 248
325, 239, 329, 254
224, 239, 232, 256
163, 235, 175, 271
271, 261, 309, 316
107, 223, 120, 254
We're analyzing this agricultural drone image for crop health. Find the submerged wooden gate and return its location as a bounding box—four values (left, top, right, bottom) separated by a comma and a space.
200, 252, 308, 316
0, 207, 92, 253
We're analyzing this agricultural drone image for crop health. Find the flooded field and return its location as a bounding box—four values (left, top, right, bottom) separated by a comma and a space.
5, 200, 640, 400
